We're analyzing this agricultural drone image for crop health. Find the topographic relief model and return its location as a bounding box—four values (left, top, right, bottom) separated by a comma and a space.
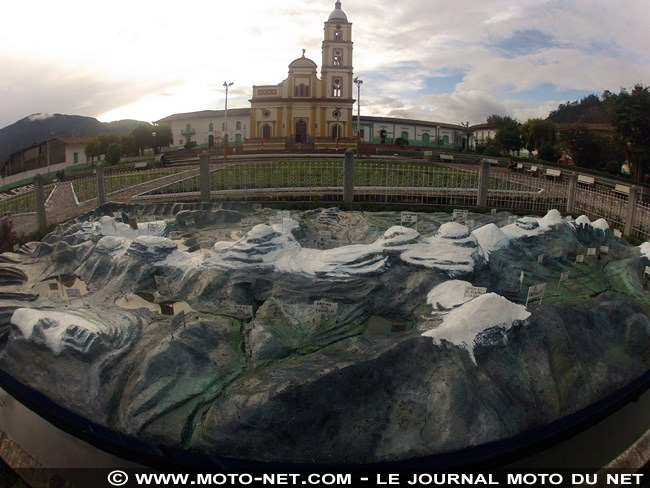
0, 202, 649, 464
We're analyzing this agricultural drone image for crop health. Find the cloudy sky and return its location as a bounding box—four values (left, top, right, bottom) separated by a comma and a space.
1, 0, 649, 129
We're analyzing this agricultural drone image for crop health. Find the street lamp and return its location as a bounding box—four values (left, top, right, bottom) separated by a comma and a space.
334, 107, 341, 150
354, 77, 363, 155
437, 126, 441, 152
223, 81, 233, 160
152, 131, 157, 156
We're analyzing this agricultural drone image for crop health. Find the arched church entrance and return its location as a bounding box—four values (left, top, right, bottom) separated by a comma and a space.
295, 120, 308, 143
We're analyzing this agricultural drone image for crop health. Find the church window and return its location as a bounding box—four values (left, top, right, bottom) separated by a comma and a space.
333, 50, 342, 66
401, 131, 409, 140
236, 121, 241, 130
334, 31, 341, 40
332, 78, 342, 97
209, 122, 214, 132
294, 83, 309, 97
422, 133, 430, 143
442, 135, 450, 144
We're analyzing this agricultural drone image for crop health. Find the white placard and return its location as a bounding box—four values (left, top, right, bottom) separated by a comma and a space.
48, 282, 60, 292
313, 300, 338, 316
318, 230, 332, 241
491, 208, 497, 215
519, 271, 525, 288
526, 283, 546, 307
233, 304, 254, 319
401, 211, 418, 225
113, 212, 122, 219
645, 266, 650, 277
537, 254, 544, 265
185, 218, 195, 228
466, 219, 475, 230
559, 271, 570, 285
463, 286, 487, 299
587, 248, 597, 256
508, 216, 518, 225
171, 310, 186, 330
601, 246, 609, 254
66, 288, 82, 298
241, 218, 253, 228
575, 255, 584, 264
614, 229, 622, 238
147, 223, 157, 232
269, 216, 283, 226
154, 275, 171, 295
452, 209, 468, 223
277, 210, 290, 218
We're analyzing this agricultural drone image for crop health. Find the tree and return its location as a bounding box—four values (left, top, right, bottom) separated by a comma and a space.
84, 140, 101, 165
105, 143, 123, 164
121, 134, 137, 157
548, 94, 611, 124
132, 124, 153, 156
151, 125, 173, 153
562, 127, 623, 171
97, 134, 121, 156
537, 142, 558, 162
486, 114, 519, 129
484, 138, 503, 157
608, 84, 650, 181
395, 137, 409, 149
521, 119, 557, 153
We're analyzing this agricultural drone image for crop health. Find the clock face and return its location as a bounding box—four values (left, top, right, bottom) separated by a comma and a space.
262, 110, 271, 118
336, 24, 341, 29
332, 110, 341, 118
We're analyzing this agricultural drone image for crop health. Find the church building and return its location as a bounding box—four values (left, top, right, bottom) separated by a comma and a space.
247, 1, 355, 149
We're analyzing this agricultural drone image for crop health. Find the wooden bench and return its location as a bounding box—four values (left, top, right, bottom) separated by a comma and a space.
134, 162, 148, 169
614, 184, 630, 196
439, 154, 454, 162
527, 165, 539, 176
545, 168, 562, 180
486, 158, 500, 166
577, 175, 595, 186
516, 163, 524, 171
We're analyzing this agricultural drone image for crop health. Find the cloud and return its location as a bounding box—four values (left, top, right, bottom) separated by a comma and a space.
28, 113, 54, 121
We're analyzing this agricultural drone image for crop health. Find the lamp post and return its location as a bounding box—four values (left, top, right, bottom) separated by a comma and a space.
223, 81, 233, 160
152, 131, 157, 156
334, 107, 341, 150
437, 126, 441, 152
354, 77, 363, 155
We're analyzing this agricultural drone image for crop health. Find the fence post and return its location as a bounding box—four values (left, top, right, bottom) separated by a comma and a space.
477, 159, 489, 207
343, 148, 355, 204
624, 186, 638, 238
199, 151, 211, 202
33, 174, 47, 231
566, 173, 578, 215
96, 167, 106, 206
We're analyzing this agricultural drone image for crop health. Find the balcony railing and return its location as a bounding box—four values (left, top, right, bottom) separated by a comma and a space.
181, 128, 196, 136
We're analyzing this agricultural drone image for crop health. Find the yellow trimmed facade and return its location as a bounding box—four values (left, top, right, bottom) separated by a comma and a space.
249, 1, 355, 147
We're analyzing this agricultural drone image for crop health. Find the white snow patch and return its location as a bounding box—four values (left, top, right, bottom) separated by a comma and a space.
422, 293, 530, 363
426, 280, 473, 309
472, 224, 509, 259
640, 242, 650, 260
575, 215, 591, 227
591, 218, 610, 231
10, 308, 105, 355
438, 222, 470, 239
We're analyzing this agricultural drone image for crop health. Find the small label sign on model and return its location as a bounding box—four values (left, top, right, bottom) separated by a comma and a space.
526, 283, 546, 308
587, 248, 597, 256
559, 271, 570, 286
614, 229, 622, 239
400, 212, 418, 229
508, 216, 518, 225
575, 255, 585, 264
537, 254, 544, 265
313, 300, 338, 317
233, 304, 254, 320
154, 275, 171, 296
601, 246, 609, 254
463, 286, 487, 300
185, 218, 195, 228
452, 209, 468, 224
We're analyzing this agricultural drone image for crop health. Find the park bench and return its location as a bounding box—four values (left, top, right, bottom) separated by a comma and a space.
134, 162, 148, 169
486, 158, 500, 166
439, 154, 454, 162
577, 175, 595, 186
545, 168, 562, 180
614, 184, 630, 196
516, 163, 524, 171
527, 165, 539, 176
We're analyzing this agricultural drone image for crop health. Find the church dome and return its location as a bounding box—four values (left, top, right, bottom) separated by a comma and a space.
328, 1, 348, 21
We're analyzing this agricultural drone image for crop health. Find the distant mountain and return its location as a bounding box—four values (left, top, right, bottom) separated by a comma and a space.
0, 114, 151, 161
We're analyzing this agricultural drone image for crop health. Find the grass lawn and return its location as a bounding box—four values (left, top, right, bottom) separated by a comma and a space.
72, 168, 183, 202
144, 159, 538, 196
0, 185, 55, 215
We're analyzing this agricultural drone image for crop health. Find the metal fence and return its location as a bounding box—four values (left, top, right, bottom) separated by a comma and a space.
6, 157, 650, 243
